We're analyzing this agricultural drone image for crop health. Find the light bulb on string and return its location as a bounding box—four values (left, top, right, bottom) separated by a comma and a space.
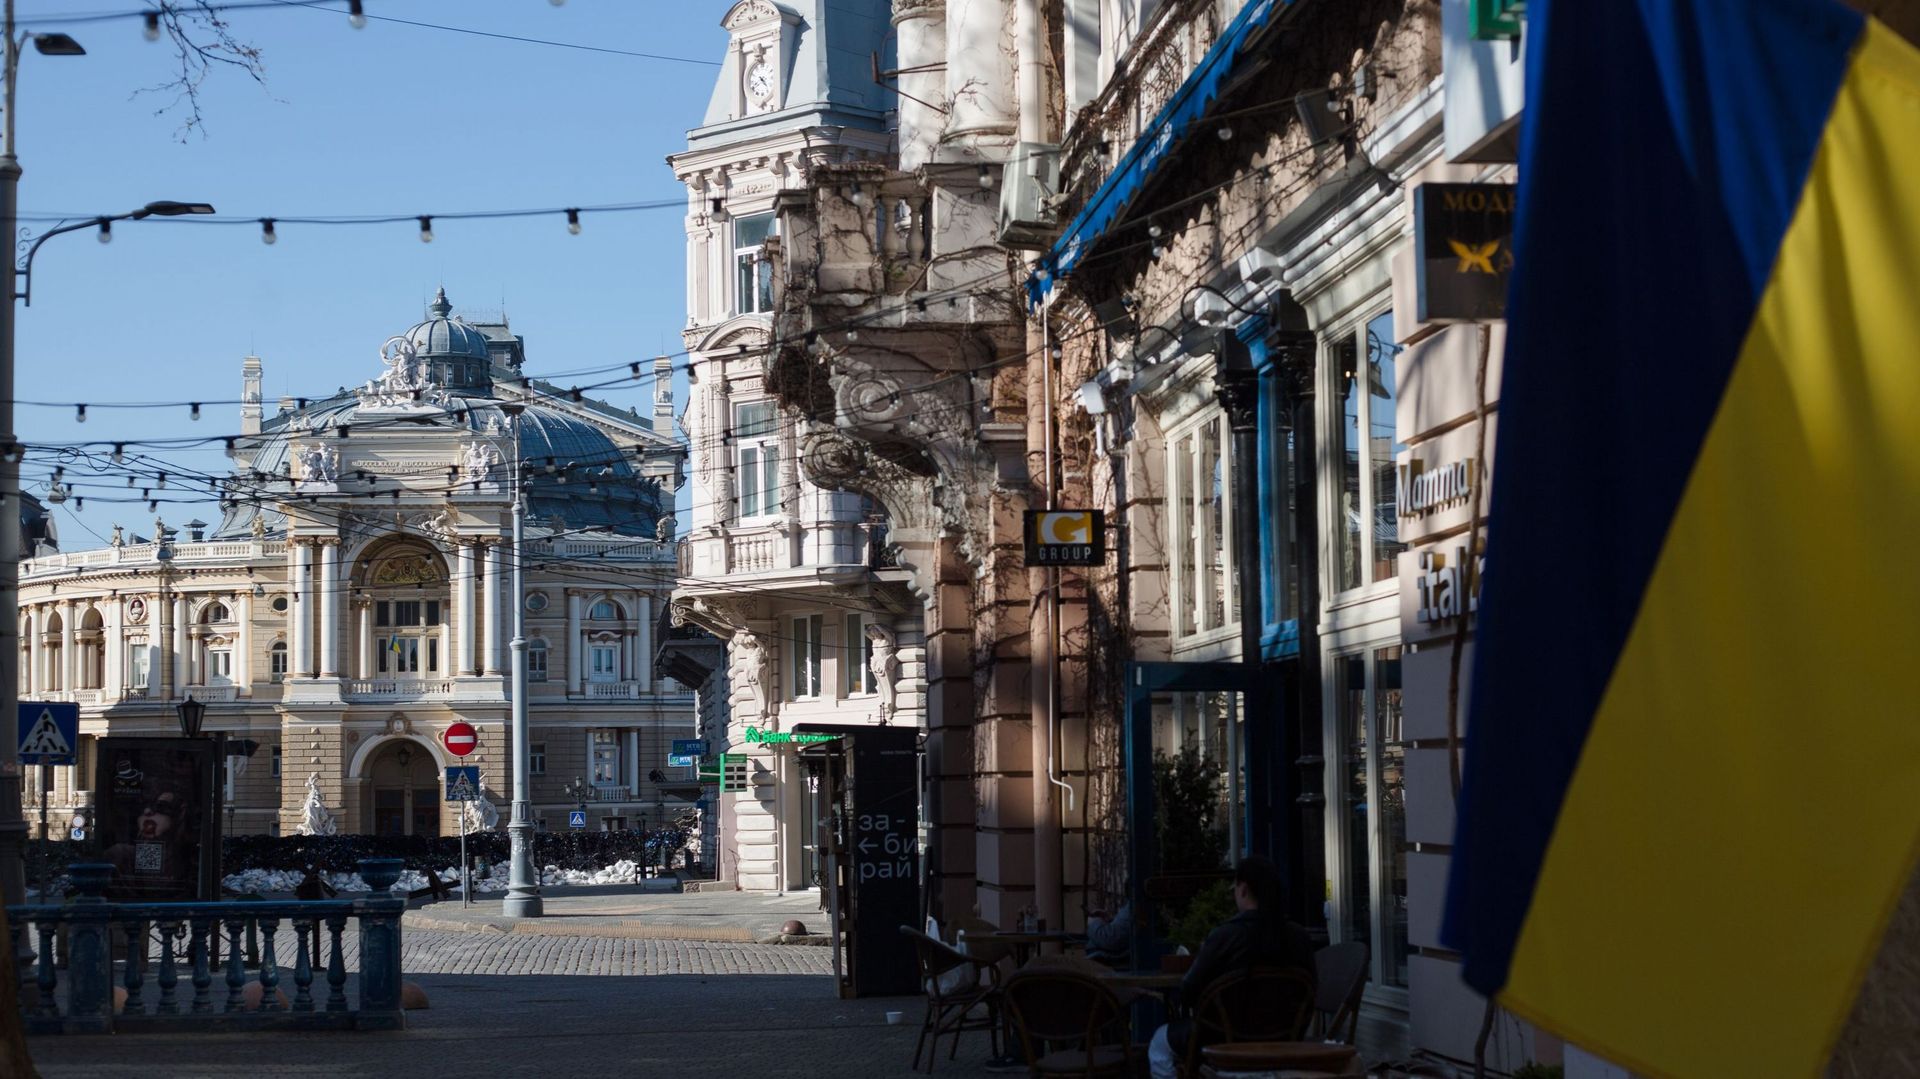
189, 403, 201, 421
566, 208, 582, 235
75, 404, 87, 423
143, 12, 160, 41
418, 216, 434, 243
260, 219, 276, 245
979, 164, 995, 190
96, 221, 111, 244
348, 0, 367, 29
157, 473, 168, 489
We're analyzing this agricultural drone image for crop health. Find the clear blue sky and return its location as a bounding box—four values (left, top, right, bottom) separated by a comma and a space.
10, 0, 732, 547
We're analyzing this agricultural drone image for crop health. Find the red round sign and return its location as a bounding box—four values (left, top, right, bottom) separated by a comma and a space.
443, 722, 478, 757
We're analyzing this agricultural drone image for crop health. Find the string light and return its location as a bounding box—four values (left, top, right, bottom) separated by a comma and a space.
260, 218, 277, 245
1217, 125, 1234, 141
157, 473, 168, 489
979, 164, 995, 189
96, 221, 111, 244
566, 208, 581, 235
417, 216, 433, 243
189, 403, 201, 421
143, 12, 160, 41
75, 405, 87, 423
348, 0, 367, 29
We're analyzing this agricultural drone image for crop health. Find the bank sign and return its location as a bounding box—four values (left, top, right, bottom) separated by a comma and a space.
1023, 510, 1106, 567
1413, 182, 1516, 322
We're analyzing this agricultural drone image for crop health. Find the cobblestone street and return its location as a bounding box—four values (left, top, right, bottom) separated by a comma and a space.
26, 931, 985, 1079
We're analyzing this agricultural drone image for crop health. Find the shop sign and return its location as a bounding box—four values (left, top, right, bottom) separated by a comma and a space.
743, 727, 839, 745
1397, 457, 1478, 519
1470, 0, 1525, 40
1415, 544, 1484, 624
1023, 510, 1106, 567
1414, 182, 1516, 322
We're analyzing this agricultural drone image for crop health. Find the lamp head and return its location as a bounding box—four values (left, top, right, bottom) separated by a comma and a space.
141, 201, 216, 217
175, 695, 206, 738
31, 34, 86, 56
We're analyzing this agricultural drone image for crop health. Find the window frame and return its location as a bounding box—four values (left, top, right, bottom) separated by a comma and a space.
844, 613, 874, 696
1166, 408, 1239, 642
1327, 305, 1405, 598
529, 742, 547, 777
589, 643, 620, 684
590, 730, 622, 786
732, 400, 782, 520
732, 211, 777, 315
528, 638, 549, 683
1323, 643, 1410, 995
790, 613, 824, 700
269, 642, 288, 683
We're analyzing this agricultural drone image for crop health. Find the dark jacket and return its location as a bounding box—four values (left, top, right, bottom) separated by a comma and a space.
1170, 909, 1317, 1053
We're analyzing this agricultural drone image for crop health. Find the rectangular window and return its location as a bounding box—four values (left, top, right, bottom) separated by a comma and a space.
271, 745, 282, 778
844, 614, 874, 695
734, 401, 781, 518
529, 646, 548, 683
1339, 653, 1371, 953
426, 600, 442, 625
1169, 414, 1238, 639
1333, 647, 1410, 990
733, 212, 776, 314
1172, 434, 1196, 636
426, 638, 439, 675
530, 743, 547, 776
270, 647, 287, 683
590, 645, 619, 683
375, 601, 390, 627
791, 614, 823, 699
1334, 309, 1403, 593
393, 601, 421, 627
1201, 418, 1229, 628
131, 646, 150, 689
208, 650, 233, 682
591, 730, 621, 785
1375, 645, 1407, 987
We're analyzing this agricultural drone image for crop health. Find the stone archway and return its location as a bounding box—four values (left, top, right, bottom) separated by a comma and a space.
358, 736, 442, 837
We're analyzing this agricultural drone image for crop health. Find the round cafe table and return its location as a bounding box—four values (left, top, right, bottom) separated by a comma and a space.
1199, 1041, 1360, 1076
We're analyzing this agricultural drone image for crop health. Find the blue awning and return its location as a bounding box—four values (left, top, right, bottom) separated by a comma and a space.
1029, 0, 1289, 306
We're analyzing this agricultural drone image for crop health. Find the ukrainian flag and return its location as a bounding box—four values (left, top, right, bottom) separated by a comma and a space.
1443, 1, 1920, 1075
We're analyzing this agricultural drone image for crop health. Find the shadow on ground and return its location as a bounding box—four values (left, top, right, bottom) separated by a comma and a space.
27, 973, 1004, 1078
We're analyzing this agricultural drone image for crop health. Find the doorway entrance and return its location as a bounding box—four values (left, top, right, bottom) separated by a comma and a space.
365, 738, 439, 837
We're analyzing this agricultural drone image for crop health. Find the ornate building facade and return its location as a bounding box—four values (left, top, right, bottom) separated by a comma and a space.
664, 0, 917, 893
19, 291, 693, 841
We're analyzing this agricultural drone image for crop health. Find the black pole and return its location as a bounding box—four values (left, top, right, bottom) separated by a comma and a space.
1286, 376, 1325, 932
1217, 364, 1266, 867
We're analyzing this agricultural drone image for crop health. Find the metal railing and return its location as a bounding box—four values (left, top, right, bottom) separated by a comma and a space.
344, 679, 456, 699
8, 859, 407, 1034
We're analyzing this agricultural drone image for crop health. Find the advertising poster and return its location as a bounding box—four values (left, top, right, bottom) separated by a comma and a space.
92, 737, 223, 901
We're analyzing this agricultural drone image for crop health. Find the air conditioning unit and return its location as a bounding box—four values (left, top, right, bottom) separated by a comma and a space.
997, 142, 1062, 250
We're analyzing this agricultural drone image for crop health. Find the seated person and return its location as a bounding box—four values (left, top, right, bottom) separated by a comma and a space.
1148, 857, 1316, 1079
1083, 901, 1134, 965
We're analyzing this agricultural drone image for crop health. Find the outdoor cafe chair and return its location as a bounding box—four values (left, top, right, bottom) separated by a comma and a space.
1000, 968, 1135, 1077
901, 925, 1004, 1073
1311, 941, 1370, 1045
1182, 966, 1316, 1078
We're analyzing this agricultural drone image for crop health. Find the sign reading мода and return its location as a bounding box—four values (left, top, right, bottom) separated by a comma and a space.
1414, 182, 1516, 323
1022, 510, 1106, 567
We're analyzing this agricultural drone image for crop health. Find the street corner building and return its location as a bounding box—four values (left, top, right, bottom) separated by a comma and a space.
19, 290, 696, 842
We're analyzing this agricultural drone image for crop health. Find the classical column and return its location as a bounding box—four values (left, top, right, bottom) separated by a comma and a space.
636, 594, 654, 689
625, 729, 640, 797
482, 542, 502, 677
234, 591, 251, 692
356, 600, 373, 679
189, 627, 206, 689
565, 593, 582, 694
59, 599, 75, 693
172, 596, 188, 691
455, 543, 476, 676
291, 541, 312, 678
26, 606, 41, 694
317, 540, 340, 678
104, 599, 122, 698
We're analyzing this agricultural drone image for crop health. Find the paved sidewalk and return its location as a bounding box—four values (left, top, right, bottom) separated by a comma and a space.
404, 886, 833, 943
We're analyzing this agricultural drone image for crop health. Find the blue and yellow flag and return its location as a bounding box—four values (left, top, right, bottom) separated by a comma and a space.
1443, 1, 1920, 1076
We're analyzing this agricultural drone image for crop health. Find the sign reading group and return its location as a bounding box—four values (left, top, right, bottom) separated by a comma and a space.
1023, 510, 1106, 567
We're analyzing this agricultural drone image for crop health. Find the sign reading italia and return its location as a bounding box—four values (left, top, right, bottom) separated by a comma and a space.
1023, 510, 1106, 567
1413, 182, 1516, 322
443, 722, 478, 757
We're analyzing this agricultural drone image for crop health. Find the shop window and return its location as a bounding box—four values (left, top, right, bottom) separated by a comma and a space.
1331, 646, 1409, 989
1334, 309, 1405, 592
733, 212, 777, 314
1169, 412, 1238, 639
734, 401, 781, 519
791, 614, 823, 699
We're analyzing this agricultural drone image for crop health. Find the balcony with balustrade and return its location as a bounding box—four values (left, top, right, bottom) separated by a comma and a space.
675, 517, 899, 598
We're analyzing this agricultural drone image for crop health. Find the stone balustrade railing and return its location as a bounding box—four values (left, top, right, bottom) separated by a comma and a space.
7, 858, 407, 1035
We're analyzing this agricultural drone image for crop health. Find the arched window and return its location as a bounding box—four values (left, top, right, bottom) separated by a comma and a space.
528, 638, 549, 683
202, 602, 230, 624
589, 600, 618, 621
270, 641, 289, 683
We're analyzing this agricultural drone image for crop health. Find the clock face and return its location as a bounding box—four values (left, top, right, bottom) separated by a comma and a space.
748, 61, 774, 103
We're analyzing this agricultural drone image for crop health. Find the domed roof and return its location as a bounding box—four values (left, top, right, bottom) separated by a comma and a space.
402, 288, 492, 360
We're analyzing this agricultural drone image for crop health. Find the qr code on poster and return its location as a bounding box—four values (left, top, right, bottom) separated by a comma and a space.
134, 842, 163, 873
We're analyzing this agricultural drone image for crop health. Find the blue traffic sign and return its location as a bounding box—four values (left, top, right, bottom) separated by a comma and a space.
567, 809, 588, 829
444, 766, 481, 803
18, 703, 78, 766
672, 739, 709, 757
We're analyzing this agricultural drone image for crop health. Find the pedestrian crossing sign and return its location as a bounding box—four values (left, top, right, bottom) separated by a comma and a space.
444, 766, 481, 803
17, 703, 78, 766
567, 809, 588, 829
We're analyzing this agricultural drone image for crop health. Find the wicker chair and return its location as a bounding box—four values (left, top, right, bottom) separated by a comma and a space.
1312, 942, 1370, 1045
1181, 966, 1316, 1077
1000, 968, 1135, 1077
901, 925, 1004, 1073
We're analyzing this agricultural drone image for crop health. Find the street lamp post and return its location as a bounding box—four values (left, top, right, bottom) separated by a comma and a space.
499, 404, 542, 916
0, 0, 216, 914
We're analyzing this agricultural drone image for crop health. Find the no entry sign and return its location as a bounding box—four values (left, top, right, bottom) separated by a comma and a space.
443, 721, 478, 757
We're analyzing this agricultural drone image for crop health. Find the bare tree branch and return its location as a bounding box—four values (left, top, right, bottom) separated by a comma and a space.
135, 1, 269, 141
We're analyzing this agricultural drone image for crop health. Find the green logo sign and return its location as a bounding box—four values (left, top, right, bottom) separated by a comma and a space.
743, 727, 841, 745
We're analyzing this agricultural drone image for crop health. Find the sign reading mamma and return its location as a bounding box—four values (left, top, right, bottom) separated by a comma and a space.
1397, 458, 1478, 519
